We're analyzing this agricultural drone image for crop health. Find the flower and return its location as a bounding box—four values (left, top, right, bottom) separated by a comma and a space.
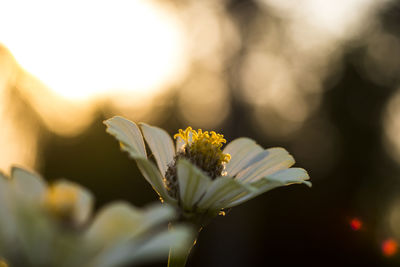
104, 116, 311, 224
0, 167, 192, 267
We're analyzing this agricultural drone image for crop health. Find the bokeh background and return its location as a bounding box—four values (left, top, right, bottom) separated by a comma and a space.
1, 0, 400, 266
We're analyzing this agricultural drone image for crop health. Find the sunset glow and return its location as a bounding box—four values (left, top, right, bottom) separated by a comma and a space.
0, 0, 186, 100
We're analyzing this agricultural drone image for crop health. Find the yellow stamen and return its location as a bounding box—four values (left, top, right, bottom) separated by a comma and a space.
174, 127, 193, 144
44, 184, 78, 220
174, 127, 231, 164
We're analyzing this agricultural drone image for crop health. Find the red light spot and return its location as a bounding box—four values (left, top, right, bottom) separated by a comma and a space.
382, 239, 398, 257
350, 218, 362, 231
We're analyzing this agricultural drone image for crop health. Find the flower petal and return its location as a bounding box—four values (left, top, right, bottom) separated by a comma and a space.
196, 176, 254, 211
135, 157, 176, 204
264, 167, 310, 185
93, 225, 193, 267
139, 123, 175, 176
142, 203, 176, 230
223, 138, 263, 176
235, 148, 295, 183
123, 225, 193, 266
86, 201, 146, 245
104, 116, 147, 158
105, 118, 175, 203
227, 168, 310, 208
177, 159, 211, 211
86, 202, 179, 267
11, 167, 46, 202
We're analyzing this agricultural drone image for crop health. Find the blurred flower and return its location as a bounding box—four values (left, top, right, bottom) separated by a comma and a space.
0, 167, 192, 267
104, 116, 310, 225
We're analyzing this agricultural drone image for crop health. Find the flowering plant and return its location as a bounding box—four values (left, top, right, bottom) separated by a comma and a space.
105, 116, 310, 266
0, 167, 191, 267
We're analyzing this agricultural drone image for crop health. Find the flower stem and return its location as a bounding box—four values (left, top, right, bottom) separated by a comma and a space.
167, 226, 199, 267
167, 247, 189, 267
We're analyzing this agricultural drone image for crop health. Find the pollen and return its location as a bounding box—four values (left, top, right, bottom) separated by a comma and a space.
174, 127, 231, 164
165, 127, 231, 200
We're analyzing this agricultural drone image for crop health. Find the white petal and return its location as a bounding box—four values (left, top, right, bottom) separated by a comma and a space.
86, 201, 146, 245
142, 203, 176, 230
263, 168, 311, 186
11, 167, 46, 202
223, 138, 263, 176
87, 203, 183, 267
140, 123, 175, 176
235, 148, 295, 183
227, 168, 310, 208
135, 157, 176, 204
87, 202, 176, 246
105, 117, 175, 203
197, 176, 253, 211
125, 225, 193, 265
94, 225, 193, 267
51, 180, 94, 225
104, 116, 147, 158
177, 159, 211, 211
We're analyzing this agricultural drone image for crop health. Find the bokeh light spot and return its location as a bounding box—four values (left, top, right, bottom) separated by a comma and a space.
350, 218, 362, 231
178, 71, 230, 128
382, 238, 398, 257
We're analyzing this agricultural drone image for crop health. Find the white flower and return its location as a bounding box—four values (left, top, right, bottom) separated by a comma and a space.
104, 116, 311, 223
0, 167, 192, 267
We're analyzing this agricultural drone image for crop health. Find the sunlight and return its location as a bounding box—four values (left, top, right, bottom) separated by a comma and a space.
264, 0, 387, 39
301, 0, 379, 38
0, 0, 186, 100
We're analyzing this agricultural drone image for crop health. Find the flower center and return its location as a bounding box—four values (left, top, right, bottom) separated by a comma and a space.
43, 184, 78, 222
165, 127, 231, 199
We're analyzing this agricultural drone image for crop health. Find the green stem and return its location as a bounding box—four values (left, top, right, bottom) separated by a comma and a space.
167, 226, 200, 267
167, 246, 190, 267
